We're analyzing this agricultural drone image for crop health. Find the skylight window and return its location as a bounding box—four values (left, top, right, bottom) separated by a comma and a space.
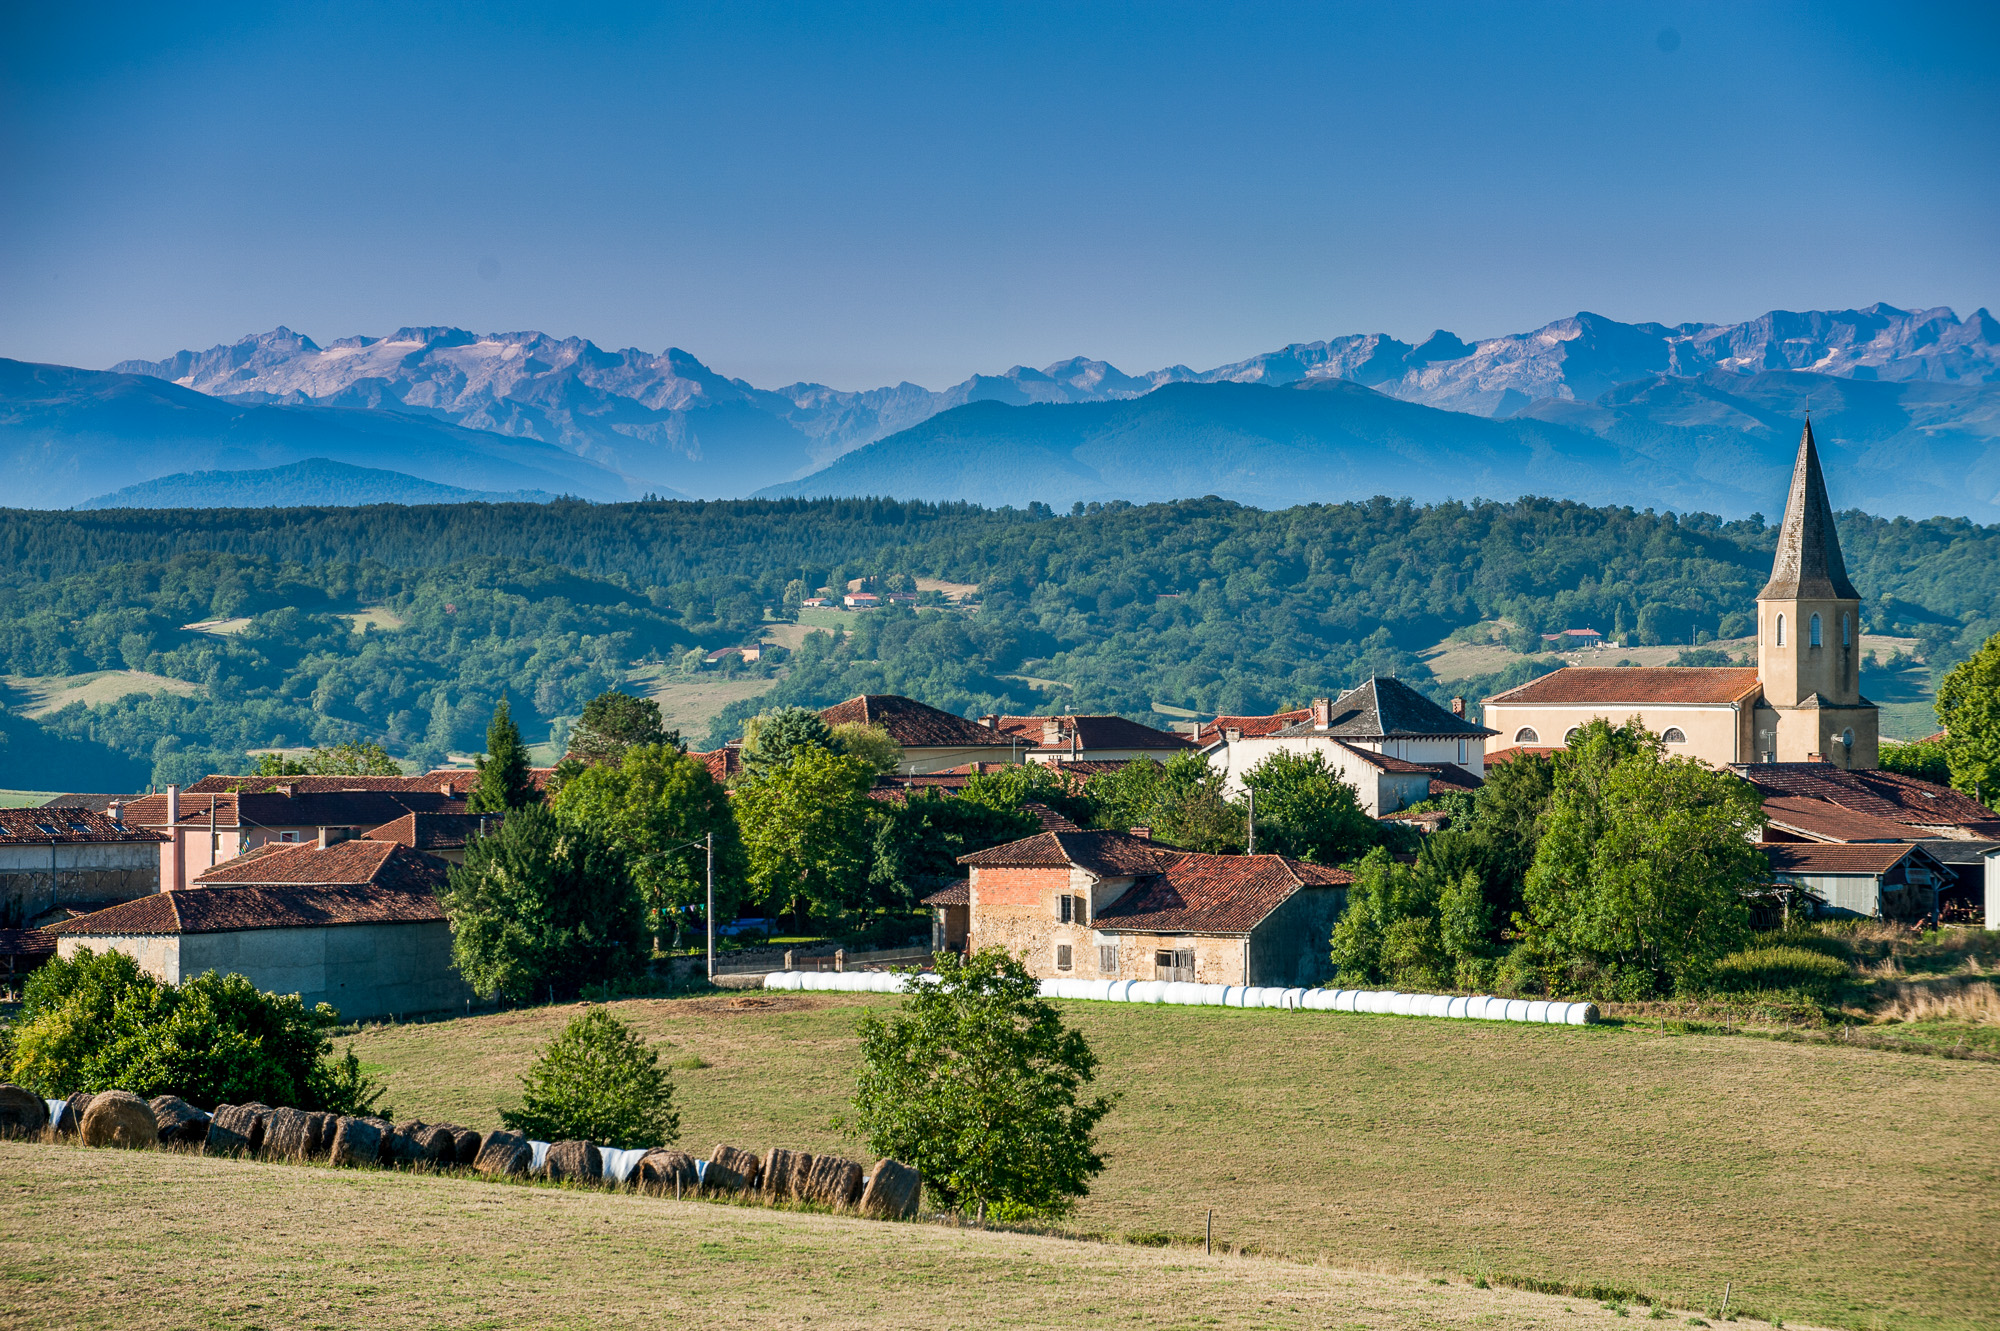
34, 823, 62, 835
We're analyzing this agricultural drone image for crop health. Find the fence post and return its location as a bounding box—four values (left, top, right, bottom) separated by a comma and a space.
835, 948, 845, 973
784, 949, 794, 972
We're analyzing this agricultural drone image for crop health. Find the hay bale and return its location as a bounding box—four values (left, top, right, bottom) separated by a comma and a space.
384, 1120, 448, 1168
706, 1144, 762, 1192
203, 1103, 269, 1156
761, 1147, 812, 1200
148, 1095, 206, 1144
451, 1127, 484, 1166
60, 1092, 95, 1138
473, 1129, 531, 1178
858, 1158, 922, 1220
304, 1111, 338, 1159
800, 1154, 864, 1209
543, 1139, 603, 1184
327, 1116, 385, 1167
80, 1090, 158, 1149
262, 1107, 316, 1160
0, 1084, 49, 1137
415, 1124, 457, 1163
637, 1149, 697, 1194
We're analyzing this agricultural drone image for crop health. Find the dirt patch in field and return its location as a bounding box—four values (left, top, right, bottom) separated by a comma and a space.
675, 994, 828, 1017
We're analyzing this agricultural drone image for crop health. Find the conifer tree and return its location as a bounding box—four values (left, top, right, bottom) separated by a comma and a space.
469, 698, 536, 812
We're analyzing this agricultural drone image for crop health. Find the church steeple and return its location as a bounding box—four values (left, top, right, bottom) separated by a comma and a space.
1759, 418, 1859, 600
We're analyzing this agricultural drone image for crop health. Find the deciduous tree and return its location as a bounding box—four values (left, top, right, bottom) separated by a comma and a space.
501, 1006, 678, 1148
732, 744, 878, 926
1936, 631, 2000, 798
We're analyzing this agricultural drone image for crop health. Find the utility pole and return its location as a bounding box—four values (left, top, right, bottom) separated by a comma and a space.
705, 830, 715, 984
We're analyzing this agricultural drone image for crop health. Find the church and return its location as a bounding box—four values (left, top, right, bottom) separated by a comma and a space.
1482, 421, 1880, 770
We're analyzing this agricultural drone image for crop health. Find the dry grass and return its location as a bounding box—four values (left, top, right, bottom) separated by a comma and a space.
343, 993, 2000, 1331
1874, 982, 2000, 1024
180, 616, 253, 636
337, 605, 406, 632
0, 670, 202, 718
623, 666, 774, 735
0, 1140, 1786, 1331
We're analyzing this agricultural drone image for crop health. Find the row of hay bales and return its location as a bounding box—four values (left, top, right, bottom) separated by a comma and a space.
0, 1081, 922, 1220
765, 970, 1600, 1024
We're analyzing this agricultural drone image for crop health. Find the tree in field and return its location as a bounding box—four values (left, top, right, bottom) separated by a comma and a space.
1523, 719, 1763, 996
566, 690, 679, 769
253, 742, 402, 777
870, 788, 1036, 907
732, 745, 878, 926
553, 743, 745, 948
739, 705, 835, 775
1936, 631, 2000, 798
1241, 749, 1376, 862
1329, 846, 1491, 991
468, 698, 538, 813
501, 1006, 678, 1148
440, 803, 646, 1002
852, 949, 1114, 1220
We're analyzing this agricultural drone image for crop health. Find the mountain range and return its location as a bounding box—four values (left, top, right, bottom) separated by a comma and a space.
79, 458, 558, 509
2, 303, 1992, 513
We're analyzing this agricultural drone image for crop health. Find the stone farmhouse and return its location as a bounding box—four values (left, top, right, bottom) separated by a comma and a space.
51, 838, 468, 1021
1202, 677, 1492, 817
949, 818, 1353, 987
1483, 421, 1879, 770
0, 807, 165, 929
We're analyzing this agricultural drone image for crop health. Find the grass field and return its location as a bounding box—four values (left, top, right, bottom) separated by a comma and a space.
0, 670, 202, 719
624, 665, 774, 736
0, 1141, 1729, 1331
340, 994, 1999, 1331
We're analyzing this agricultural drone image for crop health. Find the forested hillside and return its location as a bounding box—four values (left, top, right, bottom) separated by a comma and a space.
1, 496, 1994, 788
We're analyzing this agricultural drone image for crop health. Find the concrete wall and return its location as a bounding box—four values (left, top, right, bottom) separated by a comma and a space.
56, 933, 183, 984
1246, 885, 1346, 987
0, 841, 160, 926
63, 921, 469, 1020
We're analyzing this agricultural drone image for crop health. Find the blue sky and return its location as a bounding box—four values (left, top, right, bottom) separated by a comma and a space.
2, 2, 1995, 389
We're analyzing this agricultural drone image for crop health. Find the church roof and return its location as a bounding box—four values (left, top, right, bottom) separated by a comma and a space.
1759, 419, 1860, 601
1485, 666, 1762, 707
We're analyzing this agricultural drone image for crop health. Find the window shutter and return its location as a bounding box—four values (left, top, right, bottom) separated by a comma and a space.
1056, 944, 1072, 971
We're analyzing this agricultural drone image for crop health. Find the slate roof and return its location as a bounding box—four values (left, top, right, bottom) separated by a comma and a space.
193, 839, 451, 892
1761, 796, 1915, 844
957, 829, 1183, 878
993, 715, 1193, 752
363, 812, 500, 852
51, 882, 447, 937
1762, 842, 1922, 876
1731, 764, 1997, 831
819, 695, 1014, 748
0, 808, 166, 845
1093, 854, 1354, 935
1266, 677, 1494, 740
121, 789, 465, 830
1759, 420, 1860, 601
1485, 667, 1764, 707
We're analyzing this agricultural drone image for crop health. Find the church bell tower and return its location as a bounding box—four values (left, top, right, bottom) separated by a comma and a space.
1753, 420, 1878, 768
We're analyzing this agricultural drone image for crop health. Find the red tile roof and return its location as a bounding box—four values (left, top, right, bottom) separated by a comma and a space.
1196, 710, 1312, 743
51, 882, 447, 936
362, 812, 501, 852
1485, 666, 1763, 707
121, 789, 466, 831
958, 829, 1183, 878
819, 695, 1014, 749
187, 768, 554, 796
1422, 762, 1486, 796
1732, 764, 1997, 831
1093, 854, 1354, 935
993, 715, 1193, 753
921, 883, 970, 906
0, 927, 57, 959
1761, 796, 1915, 844
0, 808, 166, 845
194, 839, 450, 892
1044, 759, 1139, 776
690, 747, 742, 782
1020, 802, 1083, 832
1762, 842, 1921, 876
1483, 746, 1560, 766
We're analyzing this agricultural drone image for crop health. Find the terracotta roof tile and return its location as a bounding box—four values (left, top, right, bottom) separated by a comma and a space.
0, 808, 166, 845
194, 840, 450, 892
958, 829, 1184, 877
921, 883, 970, 906
1761, 796, 1915, 844
690, 748, 742, 782
51, 882, 447, 936
1094, 854, 1353, 934
1196, 710, 1312, 743
362, 812, 501, 852
1762, 842, 1921, 875
1732, 764, 1997, 830
819, 695, 1014, 748
1482, 746, 1561, 765
993, 715, 1193, 752
1485, 667, 1763, 707
0, 927, 57, 958
121, 789, 466, 831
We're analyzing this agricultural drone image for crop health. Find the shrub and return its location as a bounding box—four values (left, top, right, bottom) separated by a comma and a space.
5, 947, 386, 1113
852, 948, 1115, 1221
500, 1006, 679, 1148
1708, 946, 1852, 997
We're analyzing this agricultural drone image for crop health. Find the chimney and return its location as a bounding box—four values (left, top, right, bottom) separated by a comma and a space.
1042, 720, 1063, 745
278, 782, 297, 798
318, 827, 332, 849
164, 785, 181, 891
1128, 825, 1152, 840
1451, 697, 1465, 718
980, 714, 999, 730
108, 799, 124, 826
1225, 727, 1242, 742
439, 781, 454, 796
166, 784, 180, 826
1311, 698, 1332, 729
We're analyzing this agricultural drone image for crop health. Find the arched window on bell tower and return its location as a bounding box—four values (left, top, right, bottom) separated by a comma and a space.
1776, 613, 1786, 647
1810, 613, 1822, 647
